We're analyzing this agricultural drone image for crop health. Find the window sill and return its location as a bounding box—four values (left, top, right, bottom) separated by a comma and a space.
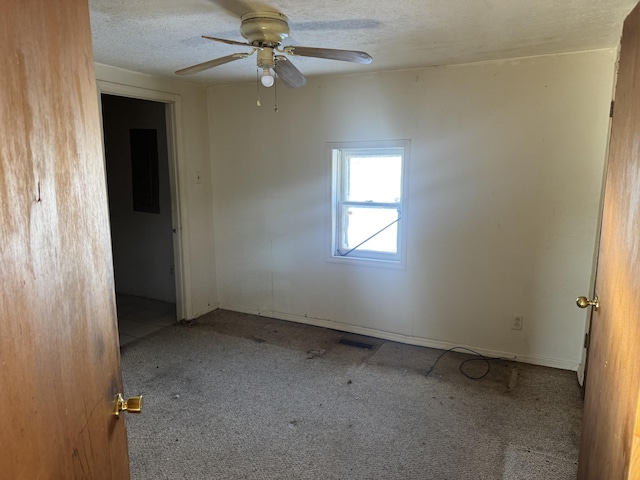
327, 254, 406, 270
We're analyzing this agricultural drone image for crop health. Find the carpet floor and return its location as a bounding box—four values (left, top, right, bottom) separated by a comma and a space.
121, 309, 583, 479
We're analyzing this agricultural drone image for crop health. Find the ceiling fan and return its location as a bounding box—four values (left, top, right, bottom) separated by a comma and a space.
175, 11, 373, 88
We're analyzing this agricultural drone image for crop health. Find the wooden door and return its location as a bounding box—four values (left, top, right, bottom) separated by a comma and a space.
578, 2, 640, 478
0, 0, 131, 478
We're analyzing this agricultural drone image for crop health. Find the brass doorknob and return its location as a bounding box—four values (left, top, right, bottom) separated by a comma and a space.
114, 393, 143, 418
576, 295, 599, 311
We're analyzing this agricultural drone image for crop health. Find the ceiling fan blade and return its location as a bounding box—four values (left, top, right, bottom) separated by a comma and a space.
202, 35, 254, 48
274, 56, 307, 88
284, 46, 372, 64
291, 19, 382, 31
175, 52, 251, 75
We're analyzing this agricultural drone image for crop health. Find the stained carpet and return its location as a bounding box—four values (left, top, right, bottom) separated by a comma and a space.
121, 309, 582, 479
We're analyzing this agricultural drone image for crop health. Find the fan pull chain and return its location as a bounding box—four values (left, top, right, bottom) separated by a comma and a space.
274, 73, 278, 112
256, 68, 262, 107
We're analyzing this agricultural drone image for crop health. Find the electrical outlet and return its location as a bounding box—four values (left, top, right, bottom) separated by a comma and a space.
512, 315, 524, 330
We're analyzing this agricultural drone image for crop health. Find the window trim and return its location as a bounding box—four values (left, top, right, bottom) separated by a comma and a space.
328, 139, 410, 269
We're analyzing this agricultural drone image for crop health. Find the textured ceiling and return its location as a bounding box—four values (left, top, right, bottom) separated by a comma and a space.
89, 0, 638, 86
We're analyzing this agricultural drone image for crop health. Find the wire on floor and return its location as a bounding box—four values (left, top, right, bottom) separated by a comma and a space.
424, 346, 506, 380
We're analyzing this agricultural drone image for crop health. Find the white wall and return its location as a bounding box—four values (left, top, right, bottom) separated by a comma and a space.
95, 63, 218, 319
207, 49, 616, 370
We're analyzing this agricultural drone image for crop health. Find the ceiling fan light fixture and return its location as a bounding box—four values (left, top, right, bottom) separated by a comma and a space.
260, 68, 274, 87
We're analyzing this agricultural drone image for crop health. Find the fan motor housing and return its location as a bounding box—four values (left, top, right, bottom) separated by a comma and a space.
240, 11, 289, 47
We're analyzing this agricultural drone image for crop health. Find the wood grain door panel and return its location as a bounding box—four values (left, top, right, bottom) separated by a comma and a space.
578, 2, 640, 478
0, 0, 130, 478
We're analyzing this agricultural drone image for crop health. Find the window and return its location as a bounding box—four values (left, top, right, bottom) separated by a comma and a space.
330, 140, 409, 266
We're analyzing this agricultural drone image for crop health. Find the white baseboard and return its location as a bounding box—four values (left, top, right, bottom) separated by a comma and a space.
217, 304, 580, 372
191, 302, 219, 319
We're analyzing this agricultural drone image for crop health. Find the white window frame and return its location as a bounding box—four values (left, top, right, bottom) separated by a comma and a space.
328, 140, 410, 269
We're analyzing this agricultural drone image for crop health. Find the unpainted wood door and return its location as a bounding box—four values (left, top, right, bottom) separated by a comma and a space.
578, 2, 640, 478
0, 0, 131, 478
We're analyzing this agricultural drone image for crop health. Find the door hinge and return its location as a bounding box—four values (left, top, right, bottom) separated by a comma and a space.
610, 100, 615, 118
584, 332, 590, 349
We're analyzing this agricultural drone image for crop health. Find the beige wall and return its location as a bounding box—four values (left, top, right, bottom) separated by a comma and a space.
95, 63, 218, 319
207, 49, 616, 369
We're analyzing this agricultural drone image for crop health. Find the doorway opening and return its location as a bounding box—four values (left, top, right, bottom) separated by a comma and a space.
100, 93, 183, 345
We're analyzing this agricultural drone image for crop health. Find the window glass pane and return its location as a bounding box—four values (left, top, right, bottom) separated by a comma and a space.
343, 206, 398, 254
347, 155, 401, 202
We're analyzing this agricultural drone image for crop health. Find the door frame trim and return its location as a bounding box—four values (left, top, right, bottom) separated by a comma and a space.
576, 46, 621, 386
96, 80, 190, 321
